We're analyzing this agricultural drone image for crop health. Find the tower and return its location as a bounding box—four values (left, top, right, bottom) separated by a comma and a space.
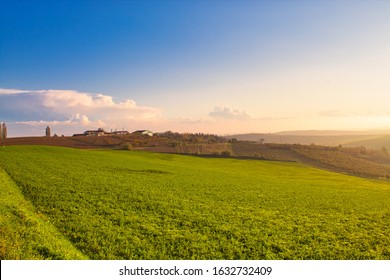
2, 123, 7, 139
0, 123, 6, 145
46, 126, 51, 137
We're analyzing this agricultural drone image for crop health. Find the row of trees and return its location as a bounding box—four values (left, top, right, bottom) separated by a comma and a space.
156, 131, 226, 144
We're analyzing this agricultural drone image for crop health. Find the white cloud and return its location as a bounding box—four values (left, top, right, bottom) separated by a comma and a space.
0, 88, 30, 94
209, 106, 252, 120
0, 88, 162, 136
15, 114, 105, 127
31, 89, 158, 119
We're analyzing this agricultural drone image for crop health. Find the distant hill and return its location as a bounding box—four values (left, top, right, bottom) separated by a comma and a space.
344, 135, 390, 151
226, 131, 390, 146
274, 129, 390, 136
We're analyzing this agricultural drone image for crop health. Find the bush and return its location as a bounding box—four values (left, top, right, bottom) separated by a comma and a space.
113, 143, 132, 150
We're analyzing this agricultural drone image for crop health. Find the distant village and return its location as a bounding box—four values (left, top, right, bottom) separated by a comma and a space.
0, 122, 217, 141
61, 127, 153, 137
1, 123, 226, 149
44, 126, 154, 138
0, 123, 154, 139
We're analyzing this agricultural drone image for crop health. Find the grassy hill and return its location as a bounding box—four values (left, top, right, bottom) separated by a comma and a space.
6, 134, 390, 179
1, 146, 390, 259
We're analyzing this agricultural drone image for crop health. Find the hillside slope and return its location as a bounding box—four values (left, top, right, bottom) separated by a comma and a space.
230, 142, 390, 180
4, 135, 390, 180
227, 133, 384, 146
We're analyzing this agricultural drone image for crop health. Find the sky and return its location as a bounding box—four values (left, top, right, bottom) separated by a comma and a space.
1, 0, 390, 137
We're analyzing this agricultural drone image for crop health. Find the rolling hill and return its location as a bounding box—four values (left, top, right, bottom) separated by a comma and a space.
226, 132, 386, 146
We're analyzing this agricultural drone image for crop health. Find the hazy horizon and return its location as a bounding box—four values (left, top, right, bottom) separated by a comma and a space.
1, 1, 390, 137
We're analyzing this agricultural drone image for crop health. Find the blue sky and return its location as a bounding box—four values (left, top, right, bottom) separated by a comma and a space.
1, 1, 390, 136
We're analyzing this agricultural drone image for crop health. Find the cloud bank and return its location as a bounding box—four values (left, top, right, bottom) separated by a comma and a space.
209, 106, 252, 120
2, 88, 388, 137
0, 88, 162, 136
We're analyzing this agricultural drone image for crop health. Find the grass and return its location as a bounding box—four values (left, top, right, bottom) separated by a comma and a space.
0, 164, 86, 259
0, 145, 390, 259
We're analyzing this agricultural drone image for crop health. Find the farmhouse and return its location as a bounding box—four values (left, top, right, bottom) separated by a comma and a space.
132, 130, 154, 137
83, 128, 106, 136
113, 130, 129, 135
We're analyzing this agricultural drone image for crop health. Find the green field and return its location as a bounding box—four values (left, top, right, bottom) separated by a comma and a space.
1, 146, 390, 259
